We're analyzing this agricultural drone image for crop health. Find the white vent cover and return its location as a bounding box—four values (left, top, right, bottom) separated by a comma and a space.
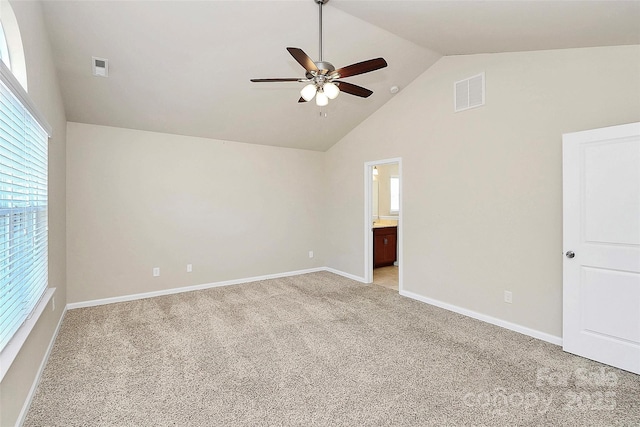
92, 56, 108, 77
454, 72, 484, 112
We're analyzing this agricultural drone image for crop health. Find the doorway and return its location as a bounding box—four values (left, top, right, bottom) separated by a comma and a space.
364, 158, 402, 291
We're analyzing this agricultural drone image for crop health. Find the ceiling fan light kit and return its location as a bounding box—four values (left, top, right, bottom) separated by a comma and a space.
301, 83, 317, 102
323, 82, 340, 99
250, 0, 387, 106
315, 89, 329, 106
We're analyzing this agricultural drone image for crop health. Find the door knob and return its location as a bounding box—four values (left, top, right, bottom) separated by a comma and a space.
565, 251, 575, 259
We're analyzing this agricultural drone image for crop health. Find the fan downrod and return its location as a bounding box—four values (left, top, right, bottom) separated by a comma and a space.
315, 0, 329, 61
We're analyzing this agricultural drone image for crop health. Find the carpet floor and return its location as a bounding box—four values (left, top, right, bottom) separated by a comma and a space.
24, 272, 640, 426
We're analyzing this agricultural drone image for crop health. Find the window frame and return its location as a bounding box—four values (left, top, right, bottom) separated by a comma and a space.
0, 52, 52, 382
0, 21, 11, 70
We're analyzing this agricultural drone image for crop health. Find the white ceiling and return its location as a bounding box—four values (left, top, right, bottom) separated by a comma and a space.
333, 1, 640, 55
41, 1, 640, 151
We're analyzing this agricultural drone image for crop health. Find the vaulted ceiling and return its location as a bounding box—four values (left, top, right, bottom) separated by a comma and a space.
41, 1, 640, 151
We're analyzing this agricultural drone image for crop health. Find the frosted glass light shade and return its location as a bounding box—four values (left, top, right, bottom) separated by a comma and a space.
315, 91, 329, 106
300, 84, 317, 102
323, 82, 339, 99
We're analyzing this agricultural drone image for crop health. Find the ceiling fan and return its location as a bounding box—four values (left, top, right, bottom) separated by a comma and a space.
250, 0, 388, 106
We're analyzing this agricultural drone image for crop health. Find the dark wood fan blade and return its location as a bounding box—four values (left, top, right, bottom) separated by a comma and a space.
298, 97, 307, 103
332, 58, 387, 79
250, 78, 303, 82
336, 81, 373, 98
287, 47, 318, 73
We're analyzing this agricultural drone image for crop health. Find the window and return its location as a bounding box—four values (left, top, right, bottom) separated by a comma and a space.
390, 175, 399, 213
0, 8, 51, 381
0, 75, 48, 353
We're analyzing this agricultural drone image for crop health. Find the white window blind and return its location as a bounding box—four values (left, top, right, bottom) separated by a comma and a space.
0, 75, 48, 353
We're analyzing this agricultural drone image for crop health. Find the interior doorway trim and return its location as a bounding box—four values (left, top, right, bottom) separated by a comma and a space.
364, 157, 402, 291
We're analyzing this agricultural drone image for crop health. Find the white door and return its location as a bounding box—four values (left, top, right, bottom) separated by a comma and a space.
563, 122, 640, 374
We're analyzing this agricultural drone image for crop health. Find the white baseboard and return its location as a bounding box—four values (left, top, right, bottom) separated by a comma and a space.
69, 268, 563, 347
16, 306, 67, 427
63, 270, 563, 349
67, 268, 327, 310
399, 290, 563, 346
15, 269, 561, 427
323, 267, 367, 283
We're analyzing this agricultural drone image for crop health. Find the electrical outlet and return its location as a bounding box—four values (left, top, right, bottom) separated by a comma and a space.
187, 264, 192, 273
153, 267, 160, 277
504, 290, 512, 304
309, 251, 314, 258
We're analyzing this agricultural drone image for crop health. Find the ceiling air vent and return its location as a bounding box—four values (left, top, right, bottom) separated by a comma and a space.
454, 72, 484, 112
92, 57, 108, 77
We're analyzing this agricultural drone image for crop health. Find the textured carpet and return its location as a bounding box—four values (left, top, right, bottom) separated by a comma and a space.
24, 272, 640, 426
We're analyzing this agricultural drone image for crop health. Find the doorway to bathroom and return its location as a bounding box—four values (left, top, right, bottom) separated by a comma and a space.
364, 158, 402, 292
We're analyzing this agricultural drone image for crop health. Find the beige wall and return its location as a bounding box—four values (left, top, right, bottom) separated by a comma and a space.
1, 1, 67, 426
325, 45, 640, 338
5, 41, 640, 425
66, 123, 325, 303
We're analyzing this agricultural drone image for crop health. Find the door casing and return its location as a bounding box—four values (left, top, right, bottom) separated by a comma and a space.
364, 157, 403, 290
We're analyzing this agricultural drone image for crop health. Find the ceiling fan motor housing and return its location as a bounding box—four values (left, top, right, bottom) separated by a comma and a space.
305, 61, 336, 81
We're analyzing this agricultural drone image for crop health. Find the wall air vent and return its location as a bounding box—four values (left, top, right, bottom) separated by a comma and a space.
454, 72, 484, 112
92, 56, 108, 77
